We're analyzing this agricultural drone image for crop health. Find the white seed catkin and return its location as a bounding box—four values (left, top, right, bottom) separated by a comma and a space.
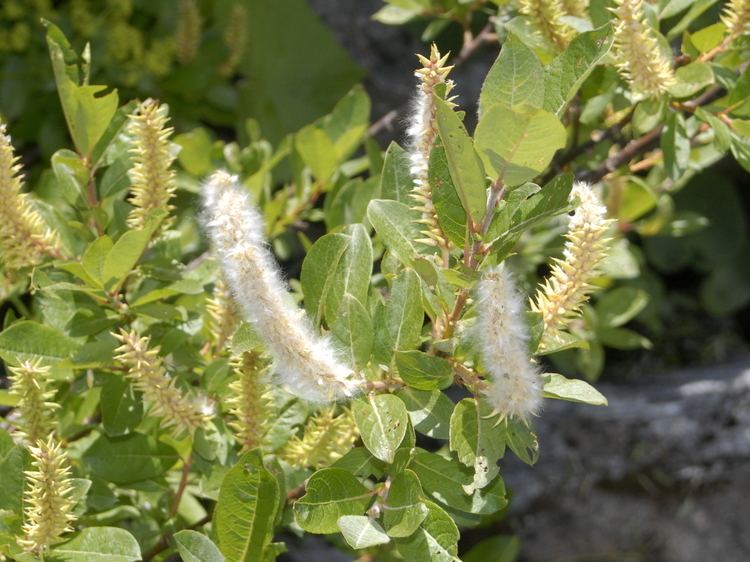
477, 266, 542, 420
202, 171, 360, 402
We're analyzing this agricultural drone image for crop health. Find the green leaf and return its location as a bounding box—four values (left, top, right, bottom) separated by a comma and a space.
463, 535, 520, 562
175, 129, 214, 177
382, 469, 429, 537
449, 399, 505, 491
301, 224, 372, 326
0, 437, 31, 527
0, 321, 80, 365
501, 419, 539, 465
44, 21, 118, 157
661, 112, 690, 180
337, 516, 391, 549
479, 34, 544, 115
47, 527, 141, 562
475, 104, 566, 187
373, 269, 423, 364
215, 451, 280, 562
394, 501, 460, 562
100, 373, 143, 437
51, 149, 89, 203
598, 326, 652, 350
669, 62, 714, 99
236, 0, 363, 144
395, 350, 453, 390
367, 199, 422, 266
296, 125, 338, 180
434, 96, 487, 225
352, 394, 409, 463
542, 373, 608, 405
174, 531, 225, 562
320, 85, 371, 161
331, 294, 373, 369
409, 450, 507, 514
543, 24, 614, 116
397, 388, 454, 440
333, 447, 387, 479
102, 213, 166, 291
82, 236, 114, 287
380, 141, 412, 203
294, 468, 372, 534
429, 142, 467, 247
595, 287, 649, 327
82, 433, 179, 485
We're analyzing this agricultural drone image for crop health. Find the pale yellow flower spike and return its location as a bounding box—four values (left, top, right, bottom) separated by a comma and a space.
519, 0, 575, 51
612, 0, 676, 98
205, 276, 240, 353
279, 407, 359, 469
408, 43, 455, 253
176, 0, 202, 65
126, 99, 177, 230
227, 351, 275, 451
219, 3, 248, 77
8, 359, 59, 445
0, 123, 61, 270
113, 329, 211, 436
531, 182, 611, 346
561, 0, 589, 18
18, 437, 76, 553
722, 0, 750, 38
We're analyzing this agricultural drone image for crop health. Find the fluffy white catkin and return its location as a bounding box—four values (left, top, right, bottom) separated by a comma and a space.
477, 266, 542, 420
202, 171, 360, 402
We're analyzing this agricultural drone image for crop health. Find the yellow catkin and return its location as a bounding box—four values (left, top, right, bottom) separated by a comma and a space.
561, 0, 588, 18
218, 3, 248, 77
722, 0, 750, 37
519, 0, 575, 50
18, 437, 76, 553
407, 44, 455, 252
205, 276, 240, 353
227, 351, 275, 451
113, 329, 211, 436
612, 0, 676, 98
0, 123, 60, 270
8, 359, 59, 445
126, 99, 177, 230
176, 0, 202, 65
278, 408, 358, 469
531, 182, 611, 346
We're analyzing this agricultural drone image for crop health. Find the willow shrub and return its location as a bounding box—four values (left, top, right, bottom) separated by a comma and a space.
1, 2, 749, 560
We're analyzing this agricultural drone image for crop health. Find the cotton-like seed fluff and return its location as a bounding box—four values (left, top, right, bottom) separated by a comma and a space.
531, 182, 611, 344
612, 0, 676, 98
477, 266, 542, 420
407, 43, 454, 250
202, 171, 361, 402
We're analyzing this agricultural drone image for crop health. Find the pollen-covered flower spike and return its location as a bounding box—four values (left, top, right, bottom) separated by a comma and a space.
531, 182, 611, 346
408, 43, 455, 252
0, 122, 61, 270
519, 0, 575, 51
126, 99, 177, 230
227, 351, 275, 451
18, 437, 76, 553
205, 275, 240, 353
722, 0, 750, 38
561, 0, 589, 18
113, 329, 211, 435
202, 171, 361, 402
8, 359, 59, 445
175, 0, 202, 65
612, 0, 676, 98
279, 407, 358, 469
477, 266, 542, 420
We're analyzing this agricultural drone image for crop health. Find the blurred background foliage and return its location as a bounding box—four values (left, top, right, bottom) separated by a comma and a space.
1, 0, 749, 385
